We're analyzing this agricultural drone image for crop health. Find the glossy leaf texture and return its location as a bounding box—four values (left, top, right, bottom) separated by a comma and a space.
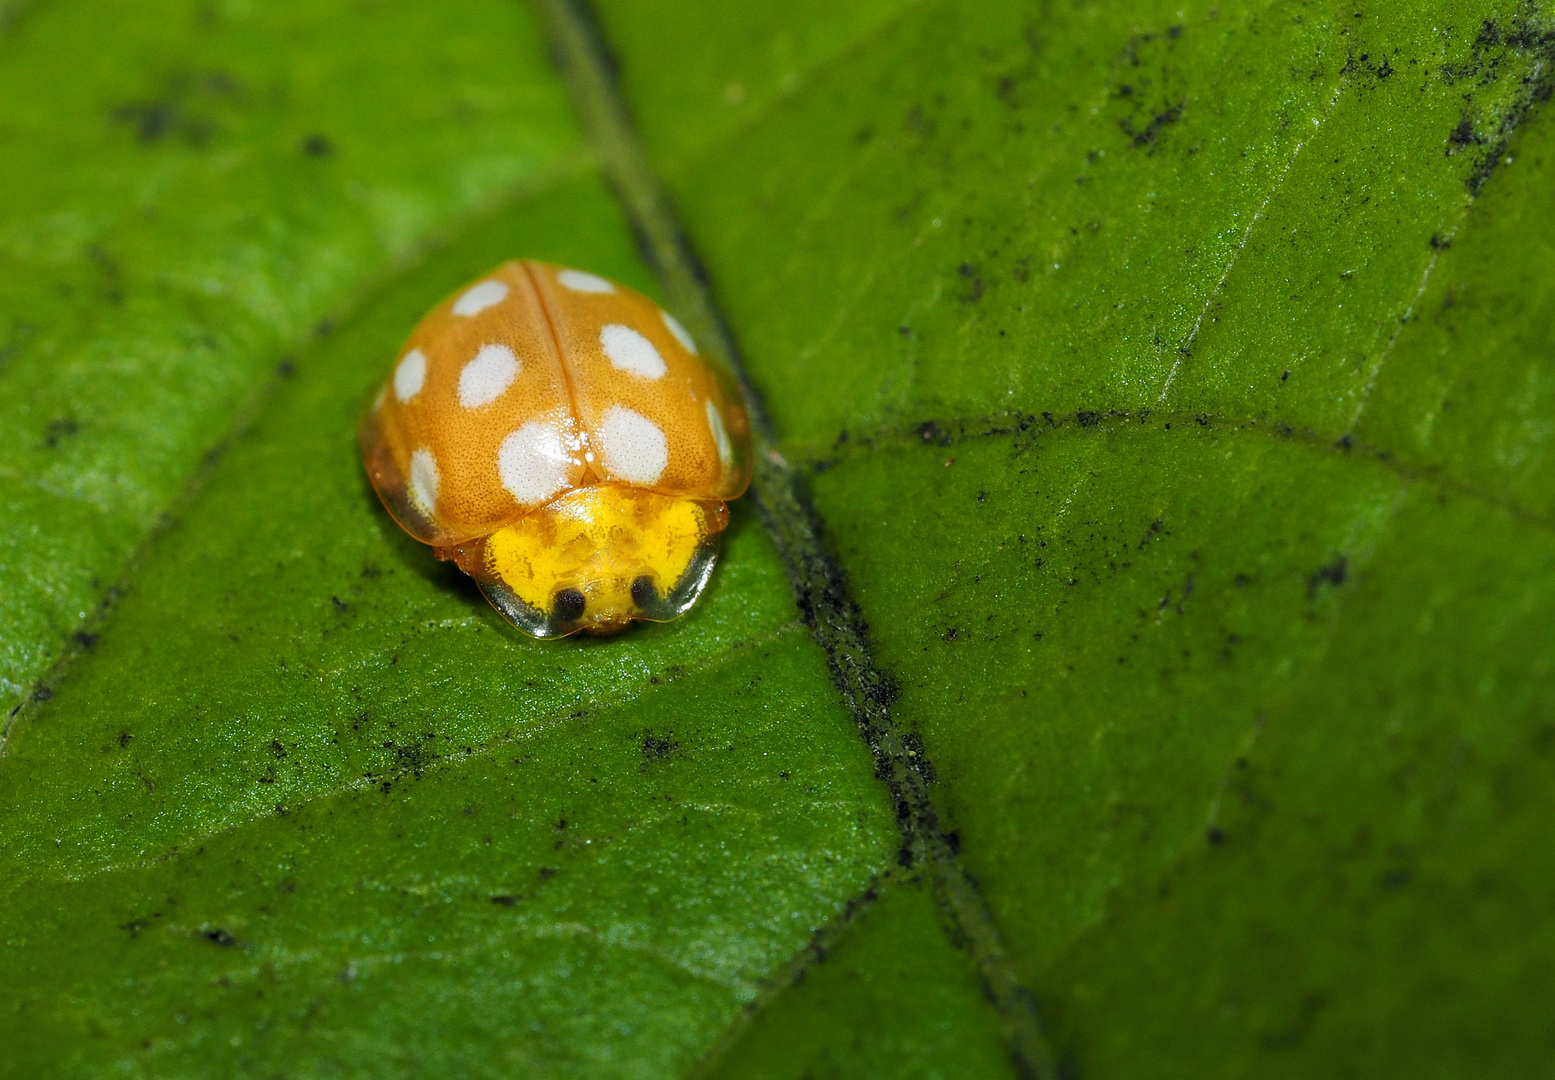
1, 0, 1552, 1077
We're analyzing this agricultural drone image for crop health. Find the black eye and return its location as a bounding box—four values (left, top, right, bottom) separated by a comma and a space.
631, 575, 658, 608
552, 588, 586, 622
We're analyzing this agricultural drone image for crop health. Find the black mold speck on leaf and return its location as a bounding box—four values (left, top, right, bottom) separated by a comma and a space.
641, 731, 680, 763
1308, 556, 1350, 596
1128, 103, 1183, 147
958, 262, 985, 302
1450, 118, 1481, 149
44, 417, 79, 447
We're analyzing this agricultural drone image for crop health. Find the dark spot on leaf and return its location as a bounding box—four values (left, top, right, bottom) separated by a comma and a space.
538, 867, 558, 880
43, 417, 79, 448
958, 262, 984, 302
1206, 827, 1227, 845
641, 731, 680, 763
917, 420, 950, 445
489, 895, 518, 907
1308, 556, 1349, 596
74, 630, 98, 650
118, 732, 133, 748
300, 133, 333, 157
203, 928, 237, 947
1128, 102, 1183, 147
114, 101, 179, 142
386, 738, 435, 777
1380, 867, 1412, 889
1449, 117, 1481, 148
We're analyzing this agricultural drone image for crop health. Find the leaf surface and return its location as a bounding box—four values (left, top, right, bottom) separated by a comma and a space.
600, 0, 1555, 1072
3, 0, 1553, 1075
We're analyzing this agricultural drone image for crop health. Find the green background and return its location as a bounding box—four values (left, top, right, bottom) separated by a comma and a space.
1, 0, 1551, 1075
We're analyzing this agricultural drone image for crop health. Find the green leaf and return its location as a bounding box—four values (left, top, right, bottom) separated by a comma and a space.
3, 0, 1553, 1075
600, 0, 1555, 1072
0, 0, 577, 709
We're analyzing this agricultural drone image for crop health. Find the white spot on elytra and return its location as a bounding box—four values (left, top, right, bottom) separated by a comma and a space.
458, 344, 520, 408
498, 420, 574, 505
661, 309, 697, 354
453, 279, 508, 317
408, 447, 439, 515
394, 348, 426, 402
557, 268, 615, 294
600, 406, 667, 485
600, 324, 666, 379
706, 399, 733, 468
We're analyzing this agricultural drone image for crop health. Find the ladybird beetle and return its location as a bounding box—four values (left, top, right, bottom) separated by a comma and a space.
360, 261, 753, 638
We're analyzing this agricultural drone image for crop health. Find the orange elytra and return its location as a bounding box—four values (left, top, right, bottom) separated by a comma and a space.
360, 261, 753, 637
